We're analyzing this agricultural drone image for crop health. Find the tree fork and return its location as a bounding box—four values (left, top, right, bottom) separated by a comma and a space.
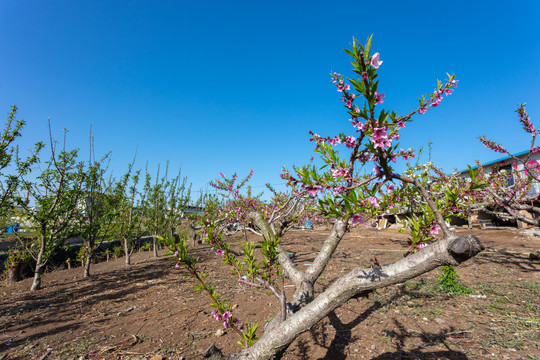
205, 232, 483, 360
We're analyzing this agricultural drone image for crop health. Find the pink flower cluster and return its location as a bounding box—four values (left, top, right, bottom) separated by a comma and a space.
211, 310, 239, 329
331, 72, 356, 110
517, 105, 536, 135
371, 127, 391, 149
331, 167, 350, 178
421, 79, 458, 112
479, 136, 506, 154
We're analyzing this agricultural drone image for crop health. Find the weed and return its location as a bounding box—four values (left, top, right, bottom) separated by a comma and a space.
436, 265, 471, 295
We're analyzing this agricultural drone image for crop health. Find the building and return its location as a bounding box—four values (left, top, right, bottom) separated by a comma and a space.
459, 150, 540, 228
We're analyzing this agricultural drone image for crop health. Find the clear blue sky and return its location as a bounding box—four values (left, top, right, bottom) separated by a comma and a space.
1, 1, 539, 200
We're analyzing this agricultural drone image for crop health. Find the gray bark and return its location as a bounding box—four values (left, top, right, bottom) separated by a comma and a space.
30, 237, 47, 291
124, 238, 131, 265
30, 263, 44, 291
83, 254, 91, 277
153, 236, 159, 257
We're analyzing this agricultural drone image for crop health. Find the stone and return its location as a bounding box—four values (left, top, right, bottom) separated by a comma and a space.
435, 317, 445, 324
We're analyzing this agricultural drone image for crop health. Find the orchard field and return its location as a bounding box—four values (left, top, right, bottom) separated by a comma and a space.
1, 226, 538, 360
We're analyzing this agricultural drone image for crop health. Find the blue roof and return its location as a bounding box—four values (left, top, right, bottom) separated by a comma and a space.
458, 149, 530, 174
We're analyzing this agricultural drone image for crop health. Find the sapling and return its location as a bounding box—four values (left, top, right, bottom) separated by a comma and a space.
16, 127, 85, 291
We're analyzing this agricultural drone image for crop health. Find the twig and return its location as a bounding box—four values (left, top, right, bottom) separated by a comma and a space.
39, 348, 52, 360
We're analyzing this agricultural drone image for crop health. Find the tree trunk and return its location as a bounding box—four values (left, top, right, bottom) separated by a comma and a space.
83, 252, 92, 277
124, 238, 131, 265
31, 238, 47, 291
223, 233, 484, 360
30, 263, 45, 291
153, 236, 158, 257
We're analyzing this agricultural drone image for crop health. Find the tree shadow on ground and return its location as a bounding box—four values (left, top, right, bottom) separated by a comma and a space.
299, 300, 382, 360
369, 318, 470, 359
0, 256, 189, 349
299, 283, 472, 360
471, 251, 539, 273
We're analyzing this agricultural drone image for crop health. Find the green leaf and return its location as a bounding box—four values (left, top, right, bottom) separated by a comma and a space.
365, 34, 373, 58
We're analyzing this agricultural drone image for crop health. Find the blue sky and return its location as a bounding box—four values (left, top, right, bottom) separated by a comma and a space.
1, 1, 539, 200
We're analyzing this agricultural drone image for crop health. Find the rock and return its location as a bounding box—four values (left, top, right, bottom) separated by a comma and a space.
215, 328, 225, 336
149, 356, 164, 360
530, 250, 540, 261
435, 317, 445, 324
521, 228, 540, 238
202, 343, 223, 359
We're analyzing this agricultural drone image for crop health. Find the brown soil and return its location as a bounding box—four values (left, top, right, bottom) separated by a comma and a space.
1, 228, 539, 360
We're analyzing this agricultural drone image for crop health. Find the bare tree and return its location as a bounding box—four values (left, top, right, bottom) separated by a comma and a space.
17, 126, 84, 290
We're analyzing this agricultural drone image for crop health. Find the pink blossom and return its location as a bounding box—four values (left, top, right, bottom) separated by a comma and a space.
345, 136, 356, 148
211, 310, 221, 321
337, 85, 344, 92
351, 213, 365, 226
333, 186, 345, 196
362, 72, 368, 81
374, 91, 385, 105
215, 249, 225, 256
429, 224, 440, 235
346, 99, 352, 108
371, 127, 391, 149
175, 262, 180, 269
372, 126, 388, 140
431, 95, 442, 107
419, 106, 428, 114
332, 168, 349, 178
305, 185, 322, 196
344, 84, 350, 91
479, 136, 506, 153
370, 52, 383, 69
327, 136, 341, 146
173, 251, 179, 258
222, 311, 232, 320
386, 184, 395, 194
351, 120, 364, 131
397, 121, 406, 129
368, 197, 379, 207
222, 311, 232, 328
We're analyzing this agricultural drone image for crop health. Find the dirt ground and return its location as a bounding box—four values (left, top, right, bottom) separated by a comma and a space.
1, 227, 539, 360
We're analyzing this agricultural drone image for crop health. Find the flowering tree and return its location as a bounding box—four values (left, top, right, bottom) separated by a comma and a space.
474, 105, 540, 226
170, 36, 484, 360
